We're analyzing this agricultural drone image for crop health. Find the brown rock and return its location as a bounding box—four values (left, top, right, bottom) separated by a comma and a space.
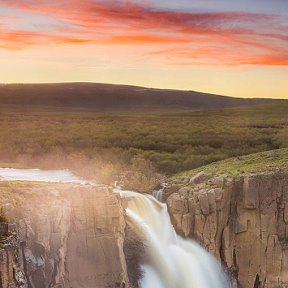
0, 183, 130, 288
243, 176, 259, 209
198, 193, 210, 216
167, 171, 288, 288
190, 171, 206, 184
284, 203, 288, 223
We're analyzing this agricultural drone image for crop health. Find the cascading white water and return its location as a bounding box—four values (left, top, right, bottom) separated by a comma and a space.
116, 189, 228, 288
152, 182, 166, 202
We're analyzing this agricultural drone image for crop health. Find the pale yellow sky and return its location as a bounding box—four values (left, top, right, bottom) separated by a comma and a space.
1, 44, 287, 99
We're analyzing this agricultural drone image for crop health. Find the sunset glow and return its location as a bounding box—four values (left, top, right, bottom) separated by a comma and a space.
0, 0, 287, 98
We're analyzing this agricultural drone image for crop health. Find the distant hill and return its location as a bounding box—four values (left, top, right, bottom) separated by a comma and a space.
0, 83, 284, 112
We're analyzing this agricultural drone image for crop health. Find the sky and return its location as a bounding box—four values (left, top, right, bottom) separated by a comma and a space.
0, 0, 287, 98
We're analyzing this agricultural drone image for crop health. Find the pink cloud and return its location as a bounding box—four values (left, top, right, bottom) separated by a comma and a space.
0, 0, 287, 66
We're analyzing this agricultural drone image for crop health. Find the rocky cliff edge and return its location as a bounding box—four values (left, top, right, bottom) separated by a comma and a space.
166, 148, 288, 288
0, 182, 129, 288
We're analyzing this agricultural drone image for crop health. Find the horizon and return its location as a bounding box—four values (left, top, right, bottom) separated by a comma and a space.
0, 0, 287, 99
0, 81, 287, 101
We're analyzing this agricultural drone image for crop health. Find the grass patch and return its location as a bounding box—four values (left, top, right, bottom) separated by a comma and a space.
169, 148, 288, 184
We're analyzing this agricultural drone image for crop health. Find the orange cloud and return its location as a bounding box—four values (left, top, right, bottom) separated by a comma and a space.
0, 29, 93, 49
0, 0, 287, 66
149, 46, 288, 67
101, 34, 192, 44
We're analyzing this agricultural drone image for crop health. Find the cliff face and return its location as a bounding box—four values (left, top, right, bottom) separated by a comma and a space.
0, 182, 129, 288
166, 150, 288, 288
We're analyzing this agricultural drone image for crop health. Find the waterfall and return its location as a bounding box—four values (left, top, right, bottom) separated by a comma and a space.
0, 168, 228, 287
152, 182, 166, 202
116, 189, 228, 288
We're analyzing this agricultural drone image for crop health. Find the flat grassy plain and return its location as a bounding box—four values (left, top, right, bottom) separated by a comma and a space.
0, 103, 287, 189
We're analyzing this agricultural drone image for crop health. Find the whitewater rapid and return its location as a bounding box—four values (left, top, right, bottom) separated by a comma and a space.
116, 189, 228, 288
153, 182, 166, 202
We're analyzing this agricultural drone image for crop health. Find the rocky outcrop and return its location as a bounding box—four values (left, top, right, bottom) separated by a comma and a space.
0, 182, 129, 288
167, 171, 288, 288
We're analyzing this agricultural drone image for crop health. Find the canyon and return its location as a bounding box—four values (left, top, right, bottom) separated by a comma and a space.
0, 148, 288, 287
166, 149, 288, 287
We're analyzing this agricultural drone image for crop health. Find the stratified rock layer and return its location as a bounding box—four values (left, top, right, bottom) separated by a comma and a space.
167, 171, 288, 288
0, 182, 129, 288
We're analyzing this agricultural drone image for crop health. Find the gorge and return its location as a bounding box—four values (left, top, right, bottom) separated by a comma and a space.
0, 168, 227, 287
117, 189, 227, 288
0, 148, 288, 287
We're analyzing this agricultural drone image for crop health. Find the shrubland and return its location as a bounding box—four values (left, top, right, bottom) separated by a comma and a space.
0, 103, 287, 190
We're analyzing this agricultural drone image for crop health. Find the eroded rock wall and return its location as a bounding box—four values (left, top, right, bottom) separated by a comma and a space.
167, 172, 288, 288
0, 182, 129, 288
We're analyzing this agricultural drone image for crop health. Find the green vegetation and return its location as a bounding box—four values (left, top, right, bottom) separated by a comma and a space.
0, 103, 288, 187
169, 148, 288, 185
